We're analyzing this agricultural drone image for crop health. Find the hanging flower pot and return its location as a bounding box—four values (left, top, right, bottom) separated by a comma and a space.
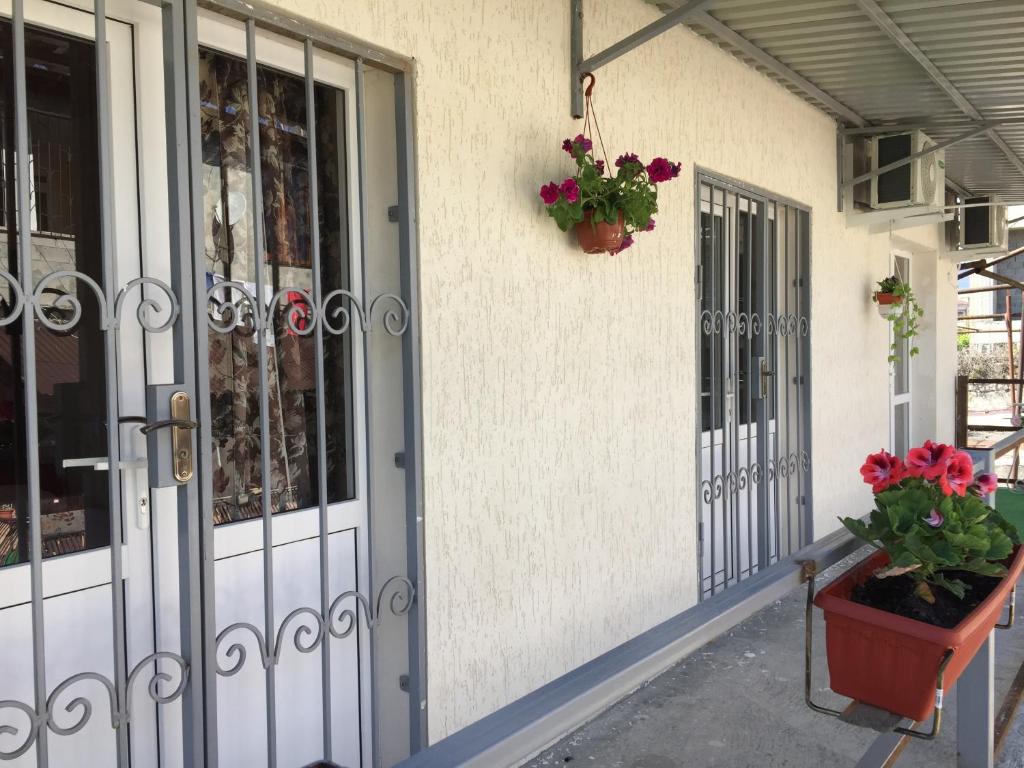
538, 74, 680, 256
806, 445, 1020, 727
872, 275, 923, 360
574, 210, 625, 254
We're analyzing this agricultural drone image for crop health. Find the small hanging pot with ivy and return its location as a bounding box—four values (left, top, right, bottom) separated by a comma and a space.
873, 275, 923, 362
538, 74, 681, 255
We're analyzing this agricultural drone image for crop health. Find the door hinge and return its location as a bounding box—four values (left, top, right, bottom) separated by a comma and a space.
695, 264, 704, 292
399, 674, 410, 693
388, 205, 400, 223
698, 521, 704, 559
394, 451, 406, 469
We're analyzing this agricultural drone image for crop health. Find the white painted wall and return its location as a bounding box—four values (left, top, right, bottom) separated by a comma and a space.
263, 0, 959, 742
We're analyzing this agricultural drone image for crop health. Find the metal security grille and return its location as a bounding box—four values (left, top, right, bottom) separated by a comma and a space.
0, 1, 423, 766
696, 172, 812, 600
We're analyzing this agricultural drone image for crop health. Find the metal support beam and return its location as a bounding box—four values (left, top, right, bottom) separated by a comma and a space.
571, 0, 718, 116
578, 0, 715, 74
693, 12, 866, 128
843, 123, 995, 189
957, 633, 995, 768
570, 0, 583, 118
959, 247, 1024, 279
853, 0, 1024, 188
979, 269, 1024, 292
837, 131, 845, 212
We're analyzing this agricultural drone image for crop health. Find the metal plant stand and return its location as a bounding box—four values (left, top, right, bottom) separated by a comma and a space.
802, 560, 1004, 768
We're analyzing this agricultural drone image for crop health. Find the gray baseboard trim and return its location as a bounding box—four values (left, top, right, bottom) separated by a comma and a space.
396, 526, 860, 768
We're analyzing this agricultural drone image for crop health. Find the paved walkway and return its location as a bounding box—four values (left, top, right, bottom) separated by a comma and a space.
524, 550, 1024, 768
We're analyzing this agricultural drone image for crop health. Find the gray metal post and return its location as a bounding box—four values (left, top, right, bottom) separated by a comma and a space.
958, 632, 995, 768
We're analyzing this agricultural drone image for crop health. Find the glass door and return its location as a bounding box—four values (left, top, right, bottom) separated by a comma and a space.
0, 1, 181, 765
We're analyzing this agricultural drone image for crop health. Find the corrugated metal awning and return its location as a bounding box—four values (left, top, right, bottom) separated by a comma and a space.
651, 0, 1024, 199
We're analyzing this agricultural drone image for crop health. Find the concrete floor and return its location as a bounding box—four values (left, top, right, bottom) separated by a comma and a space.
523, 550, 1024, 768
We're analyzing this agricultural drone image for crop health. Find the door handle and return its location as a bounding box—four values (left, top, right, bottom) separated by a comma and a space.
758, 357, 774, 400
138, 418, 198, 435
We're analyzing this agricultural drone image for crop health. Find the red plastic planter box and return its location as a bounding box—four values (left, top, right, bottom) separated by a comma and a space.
814, 546, 1024, 721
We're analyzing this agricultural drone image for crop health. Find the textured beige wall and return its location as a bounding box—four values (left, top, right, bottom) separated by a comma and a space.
263, 0, 958, 741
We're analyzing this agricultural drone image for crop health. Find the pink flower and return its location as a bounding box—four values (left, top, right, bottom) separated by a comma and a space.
562, 138, 573, 153
612, 234, 635, 255
539, 182, 560, 206
905, 440, 955, 480
559, 178, 580, 203
595, 159, 605, 175
615, 152, 640, 168
924, 509, 944, 528
645, 218, 656, 232
860, 449, 905, 493
973, 472, 998, 496
940, 451, 975, 497
646, 157, 681, 183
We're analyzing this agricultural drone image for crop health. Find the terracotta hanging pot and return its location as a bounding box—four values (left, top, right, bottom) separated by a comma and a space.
874, 291, 902, 305
814, 546, 1024, 722
575, 210, 625, 254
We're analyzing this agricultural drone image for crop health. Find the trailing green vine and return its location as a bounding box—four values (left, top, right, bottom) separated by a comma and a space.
874, 275, 923, 363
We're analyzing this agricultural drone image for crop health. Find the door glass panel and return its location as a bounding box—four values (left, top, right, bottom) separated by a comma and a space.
700, 185, 725, 433
893, 255, 910, 396
199, 49, 355, 527
0, 20, 110, 567
894, 401, 910, 457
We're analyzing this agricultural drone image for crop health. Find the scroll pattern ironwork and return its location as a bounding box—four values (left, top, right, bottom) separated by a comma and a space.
0, 270, 180, 333
0, 653, 188, 760
699, 310, 809, 338
205, 282, 410, 337
701, 451, 810, 503
214, 576, 415, 677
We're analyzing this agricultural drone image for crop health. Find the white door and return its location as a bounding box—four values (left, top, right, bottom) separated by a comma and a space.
0, 2, 411, 767
0, 0, 172, 765
183, 12, 371, 768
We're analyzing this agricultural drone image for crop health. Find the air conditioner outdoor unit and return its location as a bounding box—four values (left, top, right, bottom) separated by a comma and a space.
960, 197, 1007, 249
869, 130, 945, 209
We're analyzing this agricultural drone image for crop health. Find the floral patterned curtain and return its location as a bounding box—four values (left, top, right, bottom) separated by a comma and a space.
199, 50, 325, 524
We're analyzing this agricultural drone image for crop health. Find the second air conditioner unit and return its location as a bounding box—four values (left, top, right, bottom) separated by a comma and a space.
870, 130, 945, 209
961, 197, 1007, 249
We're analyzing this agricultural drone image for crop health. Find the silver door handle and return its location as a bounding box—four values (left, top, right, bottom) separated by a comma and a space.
757, 357, 774, 400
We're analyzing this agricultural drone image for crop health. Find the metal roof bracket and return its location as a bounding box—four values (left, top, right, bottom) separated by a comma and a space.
570, 0, 714, 117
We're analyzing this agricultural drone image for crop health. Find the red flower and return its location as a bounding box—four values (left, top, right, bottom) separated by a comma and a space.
940, 451, 975, 497
539, 182, 559, 205
905, 440, 954, 480
646, 157, 681, 183
559, 178, 580, 203
973, 472, 998, 496
860, 449, 905, 493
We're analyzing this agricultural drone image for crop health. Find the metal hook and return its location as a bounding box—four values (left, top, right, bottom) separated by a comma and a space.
580, 71, 596, 97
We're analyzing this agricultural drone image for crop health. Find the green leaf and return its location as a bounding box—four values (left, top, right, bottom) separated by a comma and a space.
962, 558, 1008, 578
931, 573, 968, 599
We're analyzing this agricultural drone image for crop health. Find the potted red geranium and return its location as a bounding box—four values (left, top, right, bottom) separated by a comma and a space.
810, 442, 1022, 724
539, 135, 679, 255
